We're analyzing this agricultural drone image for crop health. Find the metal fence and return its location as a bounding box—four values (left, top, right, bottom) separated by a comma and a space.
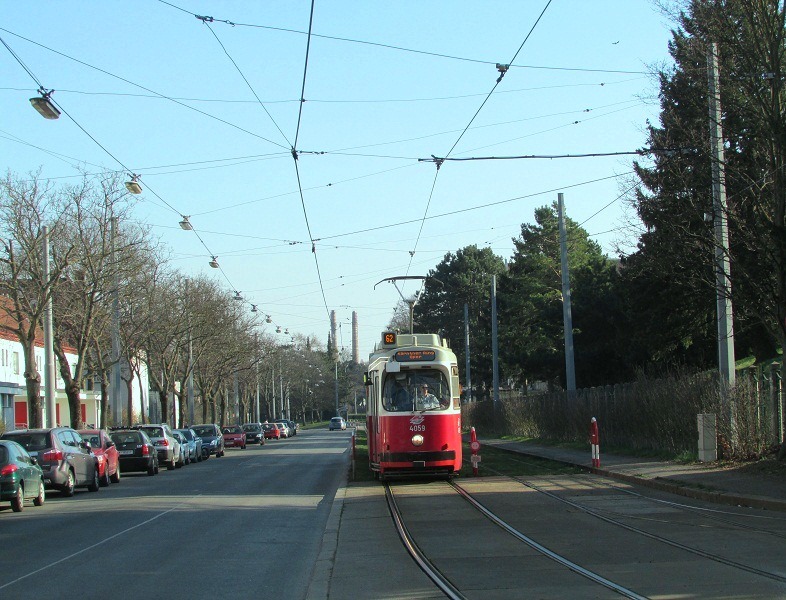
463, 364, 784, 459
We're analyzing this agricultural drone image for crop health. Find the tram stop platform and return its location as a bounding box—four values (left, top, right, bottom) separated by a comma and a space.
307, 433, 786, 599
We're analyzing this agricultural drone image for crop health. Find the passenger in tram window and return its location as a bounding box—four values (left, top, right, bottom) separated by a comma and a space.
392, 378, 413, 411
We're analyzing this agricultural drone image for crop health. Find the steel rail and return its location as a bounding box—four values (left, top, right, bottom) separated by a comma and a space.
383, 483, 465, 600
449, 481, 649, 600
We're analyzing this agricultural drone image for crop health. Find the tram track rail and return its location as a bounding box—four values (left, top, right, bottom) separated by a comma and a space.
384, 480, 648, 599
510, 474, 786, 585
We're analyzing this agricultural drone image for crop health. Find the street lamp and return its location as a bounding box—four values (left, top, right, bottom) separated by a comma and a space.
179, 216, 193, 230
30, 88, 60, 120
209, 256, 219, 269
125, 174, 142, 194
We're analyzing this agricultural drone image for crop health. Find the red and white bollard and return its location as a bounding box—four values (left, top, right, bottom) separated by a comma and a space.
590, 417, 600, 468
469, 426, 481, 476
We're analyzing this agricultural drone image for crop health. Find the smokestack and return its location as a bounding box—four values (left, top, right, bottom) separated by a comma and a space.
352, 311, 359, 364
330, 310, 338, 359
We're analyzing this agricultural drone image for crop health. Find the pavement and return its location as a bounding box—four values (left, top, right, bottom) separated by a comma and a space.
307, 433, 786, 599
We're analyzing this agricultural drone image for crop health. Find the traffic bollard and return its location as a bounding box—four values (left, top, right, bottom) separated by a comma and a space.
470, 426, 481, 476
590, 417, 600, 468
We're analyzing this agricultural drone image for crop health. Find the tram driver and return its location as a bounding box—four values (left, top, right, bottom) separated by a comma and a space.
417, 384, 440, 410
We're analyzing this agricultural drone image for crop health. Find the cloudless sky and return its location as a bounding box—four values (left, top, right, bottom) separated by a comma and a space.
1, 1, 676, 358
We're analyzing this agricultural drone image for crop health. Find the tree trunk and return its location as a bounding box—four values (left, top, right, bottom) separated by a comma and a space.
99, 375, 109, 429
24, 374, 43, 428
158, 389, 169, 425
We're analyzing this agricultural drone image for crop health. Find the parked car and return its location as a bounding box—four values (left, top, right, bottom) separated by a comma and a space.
137, 424, 181, 470
274, 420, 292, 438
172, 431, 190, 465
78, 428, 120, 486
222, 425, 246, 450
109, 429, 159, 476
176, 428, 202, 462
241, 423, 265, 445
191, 424, 224, 458
1, 427, 99, 496
262, 422, 281, 440
0, 440, 45, 512
329, 417, 347, 431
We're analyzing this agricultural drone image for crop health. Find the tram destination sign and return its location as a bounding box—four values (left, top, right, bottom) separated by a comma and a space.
395, 350, 436, 362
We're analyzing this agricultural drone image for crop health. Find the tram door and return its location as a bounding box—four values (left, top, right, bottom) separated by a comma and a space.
366, 372, 379, 465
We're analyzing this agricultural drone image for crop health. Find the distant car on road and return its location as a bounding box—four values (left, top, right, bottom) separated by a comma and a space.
241, 423, 265, 445
222, 425, 246, 450
262, 423, 281, 440
329, 417, 347, 431
176, 428, 202, 462
0, 440, 45, 512
109, 429, 159, 476
191, 424, 224, 458
137, 424, 181, 470
78, 428, 120, 486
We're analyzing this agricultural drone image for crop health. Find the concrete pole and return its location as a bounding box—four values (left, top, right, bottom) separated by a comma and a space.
558, 193, 576, 392
334, 361, 339, 417
707, 42, 736, 391
491, 275, 500, 407
42, 226, 56, 427
110, 216, 122, 425
464, 302, 472, 403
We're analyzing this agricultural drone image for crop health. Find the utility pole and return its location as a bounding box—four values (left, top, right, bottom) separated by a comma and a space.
558, 193, 576, 392
464, 302, 472, 403
42, 226, 56, 427
491, 275, 500, 408
110, 216, 122, 425
707, 42, 736, 392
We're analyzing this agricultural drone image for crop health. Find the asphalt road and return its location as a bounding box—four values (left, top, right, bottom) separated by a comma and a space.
0, 428, 352, 600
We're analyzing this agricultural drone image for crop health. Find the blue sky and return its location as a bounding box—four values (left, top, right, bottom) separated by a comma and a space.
1, 1, 675, 357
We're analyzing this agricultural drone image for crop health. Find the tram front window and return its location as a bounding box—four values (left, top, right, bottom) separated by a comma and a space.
383, 370, 449, 412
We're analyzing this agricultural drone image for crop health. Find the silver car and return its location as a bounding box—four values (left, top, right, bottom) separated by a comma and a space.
137, 424, 181, 470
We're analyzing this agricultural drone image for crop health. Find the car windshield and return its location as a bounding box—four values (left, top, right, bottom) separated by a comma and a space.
82, 434, 101, 447
139, 427, 163, 438
382, 369, 450, 413
111, 432, 140, 445
192, 426, 214, 437
3, 431, 51, 451
176, 430, 193, 440
243, 425, 260, 432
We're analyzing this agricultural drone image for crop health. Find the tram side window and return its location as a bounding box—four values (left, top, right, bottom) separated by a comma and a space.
382, 371, 449, 412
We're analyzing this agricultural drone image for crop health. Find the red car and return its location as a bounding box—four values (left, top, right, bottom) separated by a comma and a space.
78, 429, 120, 487
262, 423, 281, 440
222, 425, 246, 450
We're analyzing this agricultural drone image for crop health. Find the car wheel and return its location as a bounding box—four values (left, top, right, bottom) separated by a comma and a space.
110, 464, 121, 484
33, 480, 45, 506
169, 458, 177, 470
61, 470, 75, 497
154, 463, 160, 474
100, 466, 110, 487
242, 444, 246, 450
147, 462, 156, 476
11, 484, 23, 512
88, 468, 100, 492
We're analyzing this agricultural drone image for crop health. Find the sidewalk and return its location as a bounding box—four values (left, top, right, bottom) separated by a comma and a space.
481, 438, 786, 512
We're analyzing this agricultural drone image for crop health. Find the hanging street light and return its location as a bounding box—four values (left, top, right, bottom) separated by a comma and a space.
265, 315, 272, 323
251, 304, 258, 312
209, 256, 219, 268
30, 88, 60, 120
179, 216, 193, 230
233, 291, 243, 301
125, 174, 142, 194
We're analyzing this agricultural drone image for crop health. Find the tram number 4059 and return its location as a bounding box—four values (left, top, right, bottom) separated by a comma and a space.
410, 424, 426, 432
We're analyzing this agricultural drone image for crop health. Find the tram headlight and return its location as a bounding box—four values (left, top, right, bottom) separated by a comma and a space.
411, 434, 424, 447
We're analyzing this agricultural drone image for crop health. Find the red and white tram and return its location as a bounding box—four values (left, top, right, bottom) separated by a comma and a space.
365, 331, 462, 479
